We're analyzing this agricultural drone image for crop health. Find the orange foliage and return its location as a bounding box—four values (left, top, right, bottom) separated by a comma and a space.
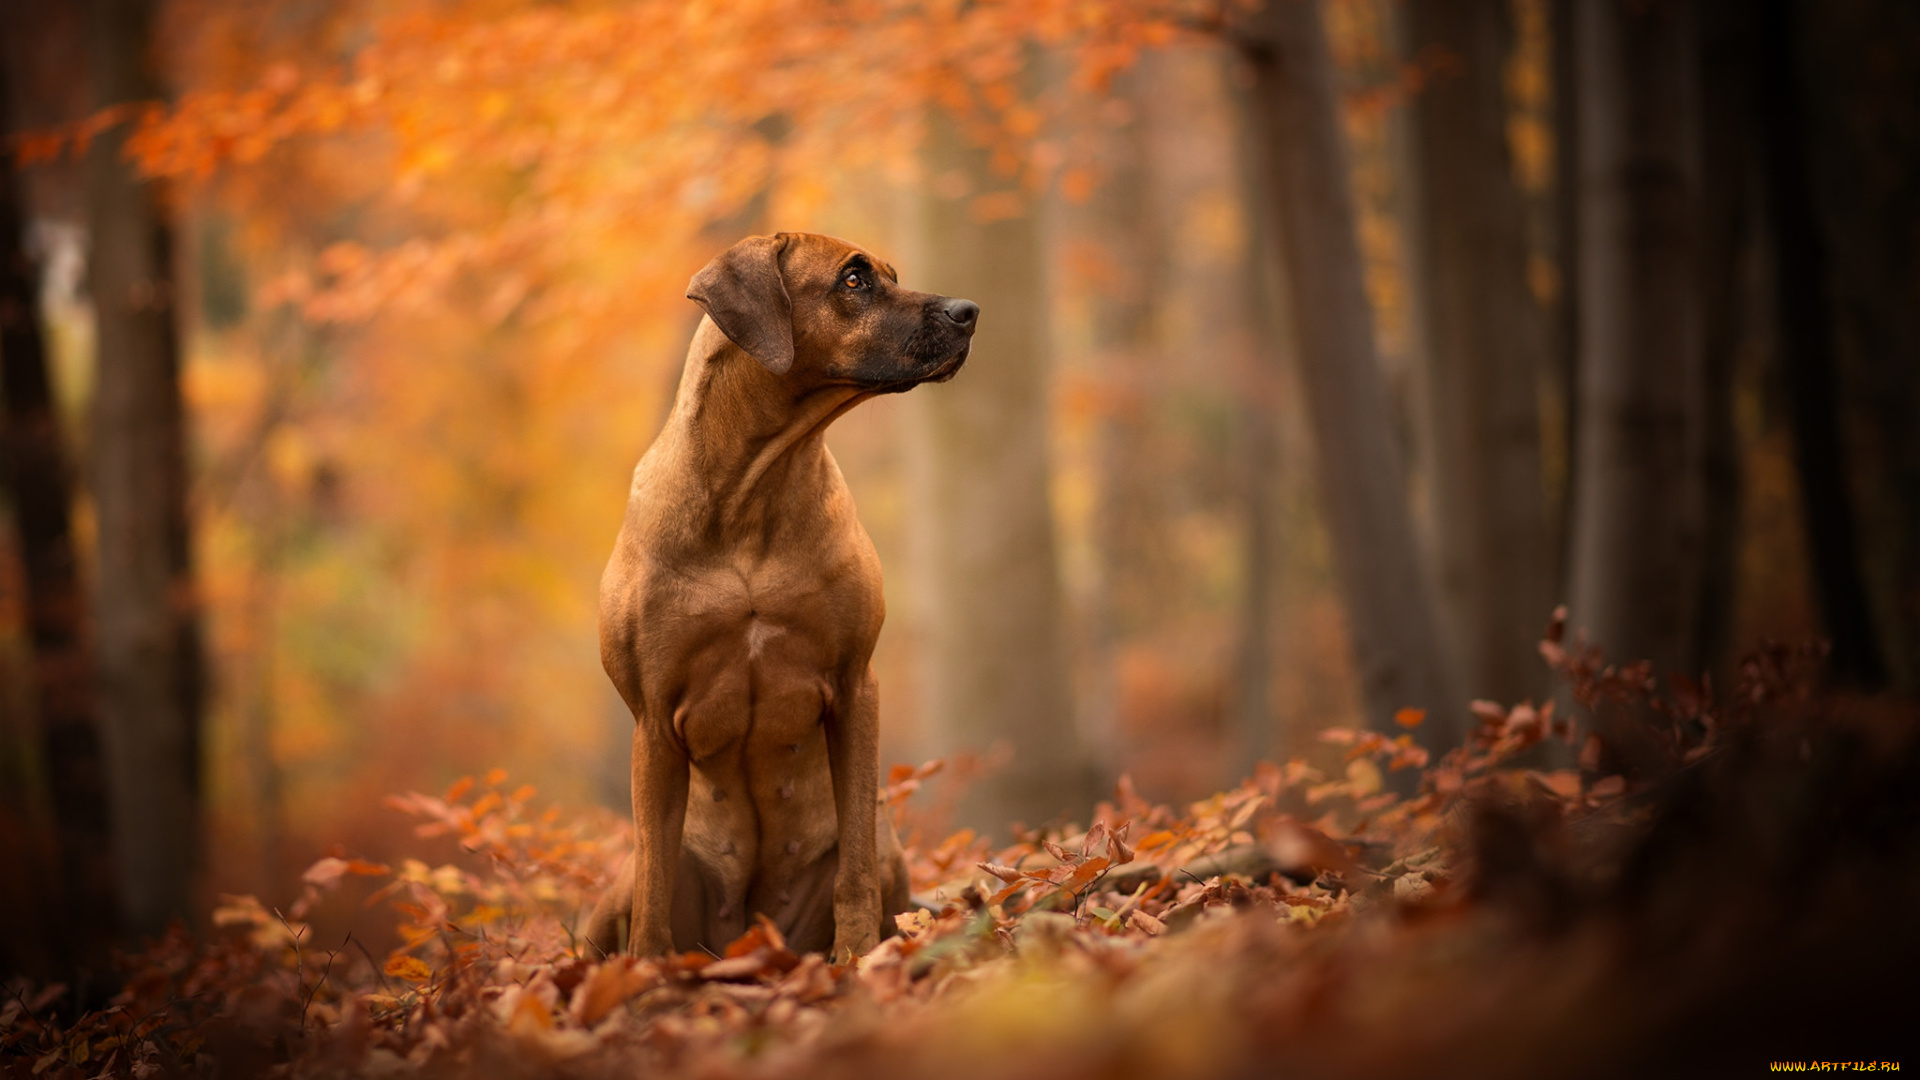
28, 0, 1219, 883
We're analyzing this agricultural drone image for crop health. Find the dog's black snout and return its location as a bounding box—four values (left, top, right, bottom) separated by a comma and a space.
940, 298, 979, 329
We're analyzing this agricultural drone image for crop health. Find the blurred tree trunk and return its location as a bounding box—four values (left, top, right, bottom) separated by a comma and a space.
1, 55, 118, 971
1792, 0, 1920, 695
907, 109, 1093, 831
1079, 66, 1162, 778
1690, 0, 1758, 679
1404, 0, 1553, 706
86, 0, 205, 936
1549, 0, 1581, 592
1233, 0, 1462, 751
1564, 0, 1707, 685
1755, 0, 1888, 690
1232, 57, 1293, 778
1234, 330, 1280, 774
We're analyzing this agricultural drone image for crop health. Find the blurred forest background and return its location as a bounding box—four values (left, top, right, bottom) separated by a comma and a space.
2, 0, 1916, 984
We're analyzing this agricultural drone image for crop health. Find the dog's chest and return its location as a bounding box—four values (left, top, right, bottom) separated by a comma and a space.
639, 553, 875, 760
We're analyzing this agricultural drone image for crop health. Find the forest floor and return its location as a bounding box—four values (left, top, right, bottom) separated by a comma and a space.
4, 618, 1915, 1079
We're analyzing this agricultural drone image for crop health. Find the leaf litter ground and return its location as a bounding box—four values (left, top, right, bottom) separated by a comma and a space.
6, 614, 1917, 1078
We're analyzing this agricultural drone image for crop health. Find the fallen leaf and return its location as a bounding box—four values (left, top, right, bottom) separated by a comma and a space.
1128, 909, 1167, 936
1264, 820, 1356, 877
1346, 758, 1383, 797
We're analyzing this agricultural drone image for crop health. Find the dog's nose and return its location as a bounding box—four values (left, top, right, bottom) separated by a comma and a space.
940, 298, 979, 329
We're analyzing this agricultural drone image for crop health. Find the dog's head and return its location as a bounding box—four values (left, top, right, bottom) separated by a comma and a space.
687, 233, 976, 392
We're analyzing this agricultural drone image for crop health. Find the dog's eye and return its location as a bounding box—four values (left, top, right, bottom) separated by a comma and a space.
842, 271, 865, 290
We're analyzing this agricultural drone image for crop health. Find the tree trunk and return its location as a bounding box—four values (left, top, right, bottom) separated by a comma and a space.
1080, 68, 1160, 779
1231, 52, 1295, 777
86, 0, 204, 937
1404, 0, 1554, 706
0, 53, 118, 972
1690, 0, 1758, 679
1564, 0, 1707, 680
1790, 0, 1920, 695
1754, 0, 1888, 690
1234, 361, 1281, 774
1233, 0, 1463, 751
906, 109, 1094, 832
1549, 0, 1581, 596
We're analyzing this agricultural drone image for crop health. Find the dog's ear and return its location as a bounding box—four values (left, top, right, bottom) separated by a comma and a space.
686, 235, 795, 374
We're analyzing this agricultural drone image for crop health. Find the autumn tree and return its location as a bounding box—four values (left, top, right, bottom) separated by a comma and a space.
907, 106, 1096, 830
1058, 58, 1169, 778
86, 0, 205, 936
1403, 0, 1554, 707
1563, 0, 1708, 695
1233, 0, 1463, 751
1, 20, 117, 973
1755, 0, 1888, 690
90, 1, 1182, 849
1792, 0, 1920, 694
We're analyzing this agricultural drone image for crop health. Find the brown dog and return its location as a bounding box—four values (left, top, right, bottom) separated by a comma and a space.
585, 233, 977, 960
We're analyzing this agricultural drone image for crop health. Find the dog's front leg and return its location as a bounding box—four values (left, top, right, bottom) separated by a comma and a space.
826, 669, 883, 961
628, 718, 689, 957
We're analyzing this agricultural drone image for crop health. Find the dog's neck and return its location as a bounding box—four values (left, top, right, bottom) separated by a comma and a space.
655, 318, 869, 531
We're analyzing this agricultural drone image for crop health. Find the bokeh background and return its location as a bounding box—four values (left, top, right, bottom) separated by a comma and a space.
3, 0, 1917, 979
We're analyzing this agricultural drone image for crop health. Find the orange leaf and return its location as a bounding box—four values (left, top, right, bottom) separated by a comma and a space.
571, 959, 658, 1028
1394, 707, 1426, 729
384, 955, 433, 982
303, 857, 352, 889
1062, 855, 1111, 891
1127, 910, 1166, 936
986, 881, 1025, 906
1135, 830, 1177, 852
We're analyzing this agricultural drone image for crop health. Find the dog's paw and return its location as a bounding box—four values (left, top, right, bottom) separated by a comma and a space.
830, 932, 878, 965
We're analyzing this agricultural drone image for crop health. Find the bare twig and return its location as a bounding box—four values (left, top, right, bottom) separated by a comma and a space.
274, 908, 307, 1001
349, 935, 395, 996
299, 934, 348, 1032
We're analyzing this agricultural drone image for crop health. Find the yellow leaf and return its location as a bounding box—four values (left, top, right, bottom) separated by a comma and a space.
385, 955, 434, 982
1346, 758, 1383, 797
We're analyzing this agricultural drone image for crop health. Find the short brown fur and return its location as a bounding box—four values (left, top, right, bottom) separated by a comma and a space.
585, 233, 976, 959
